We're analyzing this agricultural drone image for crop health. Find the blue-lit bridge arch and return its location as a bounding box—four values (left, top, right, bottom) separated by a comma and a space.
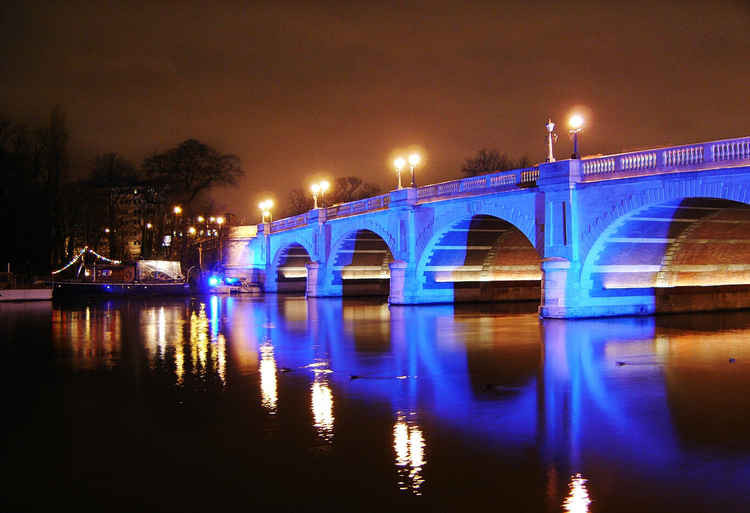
272, 242, 313, 292
320, 227, 396, 297
416, 213, 541, 303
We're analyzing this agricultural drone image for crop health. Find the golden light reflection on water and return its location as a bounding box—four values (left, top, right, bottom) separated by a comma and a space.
53, 306, 121, 370
137, 301, 226, 387
393, 412, 426, 495
190, 304, 209, 377
311, 368, 334, 442
563, 473, 591, 513
260, 340, 278, 414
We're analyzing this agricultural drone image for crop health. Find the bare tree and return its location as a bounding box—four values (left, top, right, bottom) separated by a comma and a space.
142, 139, 243, 209
331, 176, 381, 204
285, 188, 314, 217
461, 148, 532, 176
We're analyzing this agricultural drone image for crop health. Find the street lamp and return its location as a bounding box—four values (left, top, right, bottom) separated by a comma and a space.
546, 118, 558, 163
408, 153, 420, 188
311, 181, 331, 209
173, 205, 182, 215
259, 200, 273, 223
394, 157, 405, 189
569, 114, 584, 159
188, 226, 196, 235
319, 180, 330, 207
197, 215, 204, 223
311, 183, 320, 209
215, 217, 226, 263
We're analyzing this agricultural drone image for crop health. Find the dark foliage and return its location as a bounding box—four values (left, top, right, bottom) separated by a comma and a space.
461, 148, 532, 176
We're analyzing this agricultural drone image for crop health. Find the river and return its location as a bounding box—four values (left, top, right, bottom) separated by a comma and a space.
2, 296, 750, 512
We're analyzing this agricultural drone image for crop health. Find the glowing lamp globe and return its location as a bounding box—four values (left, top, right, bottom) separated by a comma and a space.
569, 114, 584, 131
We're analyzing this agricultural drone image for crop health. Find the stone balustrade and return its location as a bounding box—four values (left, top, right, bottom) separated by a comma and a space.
265, 135, 750, 233
582, 135, 750, 179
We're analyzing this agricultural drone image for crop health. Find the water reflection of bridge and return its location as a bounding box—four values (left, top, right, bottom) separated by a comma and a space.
49, 296, 750, 506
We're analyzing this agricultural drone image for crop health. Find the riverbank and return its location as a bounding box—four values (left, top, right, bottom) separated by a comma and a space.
0, 289, 52, 301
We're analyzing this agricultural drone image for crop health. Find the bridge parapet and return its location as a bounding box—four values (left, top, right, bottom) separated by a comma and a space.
325, 193, 390, 221
416, 165, 539, 203
582, 135, 750, 181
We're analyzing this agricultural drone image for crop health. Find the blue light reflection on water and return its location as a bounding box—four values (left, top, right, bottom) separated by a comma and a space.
26, 295, 750, 510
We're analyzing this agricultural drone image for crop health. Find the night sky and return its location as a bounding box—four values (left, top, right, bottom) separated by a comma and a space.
2, 1, 748, 219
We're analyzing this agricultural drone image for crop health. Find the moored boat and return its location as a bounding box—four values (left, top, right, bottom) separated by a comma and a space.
51, 249, 192, 299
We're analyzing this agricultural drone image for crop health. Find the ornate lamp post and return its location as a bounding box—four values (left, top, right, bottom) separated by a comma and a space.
394, 157, 405, 189
319, 180, 330, 208
569, 114, 584, 159
311, 181, 330, 209
311, 183, 320, 209
259, 200, 273, 223
546, 118, 557, 162
408, 153, 420, 188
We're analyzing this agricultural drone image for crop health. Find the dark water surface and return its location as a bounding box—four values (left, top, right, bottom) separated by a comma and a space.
2, 296, 750, 512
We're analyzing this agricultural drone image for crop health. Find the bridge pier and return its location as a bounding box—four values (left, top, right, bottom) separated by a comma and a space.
305, 262, 320, 297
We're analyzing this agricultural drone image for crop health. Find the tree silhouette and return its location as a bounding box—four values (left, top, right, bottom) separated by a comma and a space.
142, 139, 243, 208
461, 148, 532, 176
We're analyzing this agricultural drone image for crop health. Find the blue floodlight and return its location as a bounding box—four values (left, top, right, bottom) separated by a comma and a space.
208, 276, 220, 287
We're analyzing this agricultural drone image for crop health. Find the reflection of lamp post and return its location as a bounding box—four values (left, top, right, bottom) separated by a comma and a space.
408, 153, 420, 188
394, 157, 405, 189
568, 114, 584, 159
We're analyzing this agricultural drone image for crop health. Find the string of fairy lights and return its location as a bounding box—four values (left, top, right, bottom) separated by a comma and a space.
51, 246, 122, 275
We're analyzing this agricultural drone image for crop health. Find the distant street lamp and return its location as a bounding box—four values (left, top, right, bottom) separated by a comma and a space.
173, 205, 182, 215
408, 153, 420, 188
394, 157, 405, 189
197, 215, 204, 223
216, 216, 226, 263
146, 222, 153, 229
569, 114, 584, 159
188, 226, 196, 235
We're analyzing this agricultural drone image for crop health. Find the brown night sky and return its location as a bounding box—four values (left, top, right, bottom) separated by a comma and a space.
1, 0, 748, 219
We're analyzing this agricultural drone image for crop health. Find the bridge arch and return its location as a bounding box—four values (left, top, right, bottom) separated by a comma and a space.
271, 242, 313, 292
417, 213, 541, 303
324, 227, 396, 296
579, 177, 750, 266
580, 193, 750, 313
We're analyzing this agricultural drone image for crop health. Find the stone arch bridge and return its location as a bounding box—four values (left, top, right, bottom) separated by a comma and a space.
225, 135, 750, 318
